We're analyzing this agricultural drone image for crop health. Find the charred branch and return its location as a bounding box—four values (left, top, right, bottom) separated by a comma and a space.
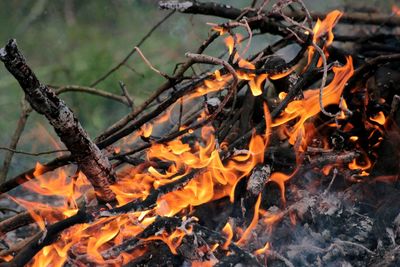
160, 1, 400, 27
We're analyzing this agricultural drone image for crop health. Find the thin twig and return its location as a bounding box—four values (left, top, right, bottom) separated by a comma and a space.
312, 42, 340, 117
119, 81, 134, 109
257, 0, 269, 14
54, 85, 130, 106
0, 98, 32, 184
324, 167, 338, 194
133, 46, 170, 79
251, 0, 259, 8
90, 10, 175, 87
0, 147, 68, 156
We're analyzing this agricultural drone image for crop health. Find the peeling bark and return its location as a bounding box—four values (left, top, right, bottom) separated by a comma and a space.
0, 39, 115, 203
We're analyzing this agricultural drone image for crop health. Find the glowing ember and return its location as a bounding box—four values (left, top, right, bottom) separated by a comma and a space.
370, 111, 386, 125
254, 242, 270, 255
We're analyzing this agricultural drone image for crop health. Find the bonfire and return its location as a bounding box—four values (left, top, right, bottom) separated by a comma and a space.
0, 1, 400, 266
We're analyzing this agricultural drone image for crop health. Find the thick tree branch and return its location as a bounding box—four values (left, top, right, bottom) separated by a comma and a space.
0, 39, 115, 203
159, 1, 400, 26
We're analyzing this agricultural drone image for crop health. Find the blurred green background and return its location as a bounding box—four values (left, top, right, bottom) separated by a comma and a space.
0, 0, 396, 179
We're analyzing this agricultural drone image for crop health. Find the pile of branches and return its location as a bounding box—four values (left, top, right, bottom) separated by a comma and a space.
1, 1, 400, 266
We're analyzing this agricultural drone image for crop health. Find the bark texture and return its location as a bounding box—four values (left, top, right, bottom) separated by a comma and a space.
0, 39, 115, 203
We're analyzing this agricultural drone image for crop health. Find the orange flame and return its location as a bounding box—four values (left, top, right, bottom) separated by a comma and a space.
143, 227, 187, 255
224, 35, 235, 55
222, 222, 233, 250
273, 57, 354, 145
269, 172, 292, 204
312, 10, 343, 45
308, 10, 343, 66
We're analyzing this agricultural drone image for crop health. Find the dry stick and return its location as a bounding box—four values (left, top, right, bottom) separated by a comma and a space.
251, 0, 259, 8
312, 42, 337, 117
133, 47, 170, 79
0, 39, 116, 203
256, 0, 269, 14
0, 207, 18, 214
118, 81, 134, 109
334, 33, 400, 43
273, 0, 313, 31
90, 10, 175, 87
54, 85, 131, 106
0, 99, 32, 184
0, 147, 67, 157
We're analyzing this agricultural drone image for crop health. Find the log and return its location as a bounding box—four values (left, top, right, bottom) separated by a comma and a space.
0, 39, 115, 203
